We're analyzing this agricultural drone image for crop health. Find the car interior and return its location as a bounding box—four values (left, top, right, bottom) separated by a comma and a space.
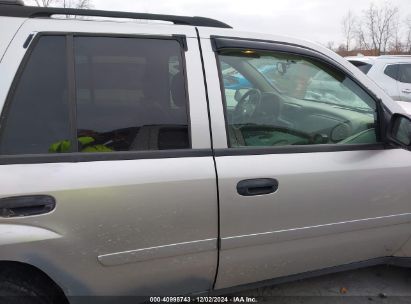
218, 50, 378, 148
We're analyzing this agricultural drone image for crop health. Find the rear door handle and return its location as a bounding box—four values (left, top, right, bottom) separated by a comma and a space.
402, 89, 411, 94
237, 178, 279, 196
0, 195, 56, 218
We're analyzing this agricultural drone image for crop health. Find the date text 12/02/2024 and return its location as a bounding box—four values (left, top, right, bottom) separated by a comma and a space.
149, 297, 258, 303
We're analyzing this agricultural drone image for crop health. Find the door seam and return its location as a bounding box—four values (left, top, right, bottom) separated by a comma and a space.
195, 27, 221, 291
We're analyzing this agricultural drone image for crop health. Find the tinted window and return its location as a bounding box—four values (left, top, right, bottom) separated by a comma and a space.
0, 36, 71, 155
74, 37, 189, 152
399, 64, 411, 84
217, 50, 378, 148
0, 36, 190, 156
349, 61, 372, 74
384, 64, 399, 80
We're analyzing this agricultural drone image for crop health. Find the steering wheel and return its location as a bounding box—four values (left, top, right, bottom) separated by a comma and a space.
232, 89, 262, 124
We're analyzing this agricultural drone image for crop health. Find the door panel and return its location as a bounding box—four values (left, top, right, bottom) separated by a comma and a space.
0, 157, 217, 295
199, 35, 411, 290
215, 149, 411, 288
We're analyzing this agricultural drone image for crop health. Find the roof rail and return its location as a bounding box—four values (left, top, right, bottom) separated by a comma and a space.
0, 4, 232, 28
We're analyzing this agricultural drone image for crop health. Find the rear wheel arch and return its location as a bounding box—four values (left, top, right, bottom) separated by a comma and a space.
0, 260, 69, 304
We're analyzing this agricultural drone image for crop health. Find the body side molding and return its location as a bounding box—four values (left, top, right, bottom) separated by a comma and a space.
222, 213, 411, 250
98, 238, 217, 266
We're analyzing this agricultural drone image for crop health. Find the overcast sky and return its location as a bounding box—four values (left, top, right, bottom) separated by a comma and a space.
27, 0, 411, 45
95, 0, 411, 45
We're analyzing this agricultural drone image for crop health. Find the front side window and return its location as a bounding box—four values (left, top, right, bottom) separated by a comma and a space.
217, 49, 378, 148
0, 35, 189, 156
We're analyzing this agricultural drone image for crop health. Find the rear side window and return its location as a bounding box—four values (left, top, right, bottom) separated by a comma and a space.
384, 64, 400, 80
349, 61, 372, 74
0, 35, 189, 155
399, 64, 411, 84
74, 37, 189, 152
0, 36, 71, 155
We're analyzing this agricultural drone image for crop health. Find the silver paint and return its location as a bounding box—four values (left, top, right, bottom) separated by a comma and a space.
98, 238, 217, 266
222, 213, 411, 250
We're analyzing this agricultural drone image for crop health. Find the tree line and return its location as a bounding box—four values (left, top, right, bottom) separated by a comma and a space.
329, 2, 411, 56
29, 0, 92, 9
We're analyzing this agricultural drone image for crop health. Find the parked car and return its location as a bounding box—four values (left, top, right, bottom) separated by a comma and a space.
346, 55, 411, 102
2, 1, 411, 303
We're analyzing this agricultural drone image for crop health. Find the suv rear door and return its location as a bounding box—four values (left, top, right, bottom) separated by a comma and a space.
0, 19, 217, 295
198, 31, 411, 290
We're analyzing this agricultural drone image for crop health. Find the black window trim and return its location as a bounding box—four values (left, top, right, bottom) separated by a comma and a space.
0, 149, 213, 165
211, 36, 392, 155
0, 31, 199, 164
66, 34, 78, 153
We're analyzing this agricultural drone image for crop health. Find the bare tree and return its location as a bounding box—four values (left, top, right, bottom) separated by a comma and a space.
389, 15, 403, 53
326, 41, 335, 51
342, 10, 356, 51
61, 0, 91, 9
31, 0, 92, 8
33, 0, 56, 6
405, 16, 411, 54
363, 2, 399, 55
354, 24, 370, 51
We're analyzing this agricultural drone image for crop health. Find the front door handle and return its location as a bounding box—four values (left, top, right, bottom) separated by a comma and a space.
403, 89, 411, 94
237, 178, 279, 196
0, 195, 56, 218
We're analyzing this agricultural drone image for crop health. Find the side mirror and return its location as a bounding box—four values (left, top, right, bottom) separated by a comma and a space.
388, 113, 411, 150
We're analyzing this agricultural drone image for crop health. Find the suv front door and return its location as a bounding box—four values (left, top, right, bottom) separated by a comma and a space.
200, 35, 411, 289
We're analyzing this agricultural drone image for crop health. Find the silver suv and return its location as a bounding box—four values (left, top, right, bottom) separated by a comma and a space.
346, 55, 411, 102
1, 1, 411, 303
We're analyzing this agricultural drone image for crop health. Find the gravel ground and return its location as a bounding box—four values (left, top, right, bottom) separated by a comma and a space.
231, 266, 411, 303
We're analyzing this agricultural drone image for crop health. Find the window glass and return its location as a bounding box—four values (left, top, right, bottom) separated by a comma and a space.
74, 37, 189, 152
0, 36, 71, 155
0, 36, 190, 156
384, 64, 399, 80
220, 61, 256, 110
399, 64, 411, 84
217, 50, 378, 148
